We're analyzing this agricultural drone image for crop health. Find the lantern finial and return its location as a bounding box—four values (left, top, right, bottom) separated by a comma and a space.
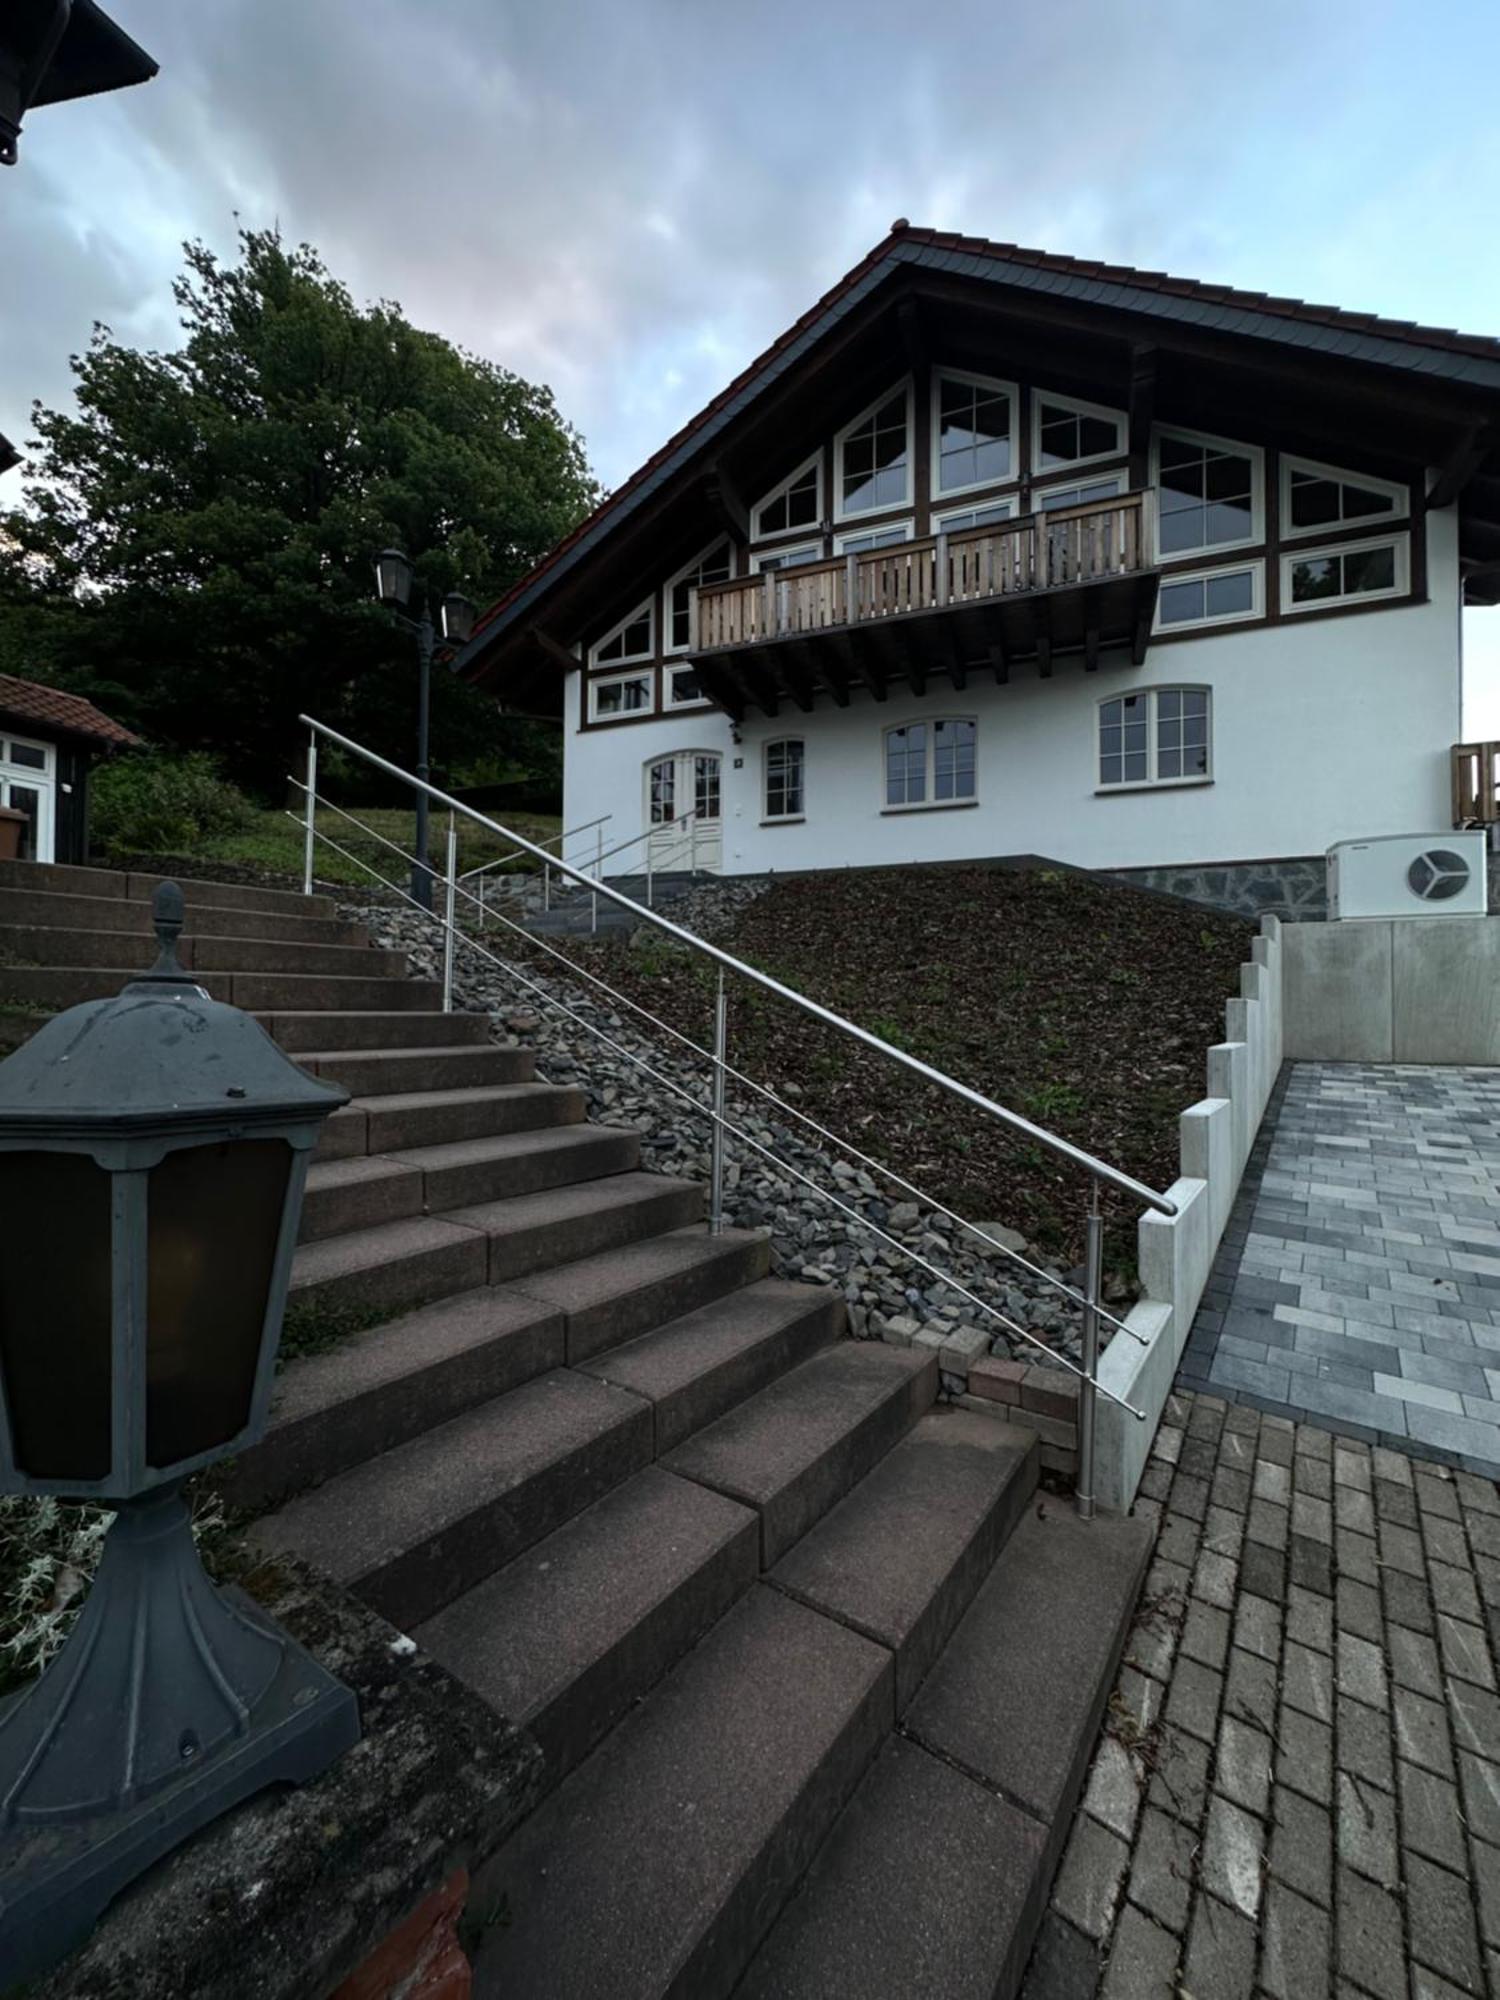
146, 881, 188, 981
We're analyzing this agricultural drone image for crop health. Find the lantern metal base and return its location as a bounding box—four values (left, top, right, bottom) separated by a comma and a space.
0, 1491, 360, 1989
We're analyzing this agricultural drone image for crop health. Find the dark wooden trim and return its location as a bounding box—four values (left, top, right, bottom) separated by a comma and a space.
1428, 424, 1495, 509
989, 636, 1009, 685
701, 462, 749, 539
536, 629, 581, 674
1264, 450, 1281, 621
1128, 345, 1156, 489
782, 644, 818, 714
1036, 599, 1053, 679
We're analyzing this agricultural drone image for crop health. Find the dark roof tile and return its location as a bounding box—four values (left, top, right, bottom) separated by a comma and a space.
0, 676, 140, 748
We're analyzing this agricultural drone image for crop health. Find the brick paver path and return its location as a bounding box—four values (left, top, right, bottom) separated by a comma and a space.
1180, 1064, 1500, 1481
1021, 1390, 1500, 1999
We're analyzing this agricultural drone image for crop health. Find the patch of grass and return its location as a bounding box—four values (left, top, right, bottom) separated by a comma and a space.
278, 1294, 396, 1367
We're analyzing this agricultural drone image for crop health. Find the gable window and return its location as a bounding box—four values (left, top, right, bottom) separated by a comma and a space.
1099, 688, 1211, 789
589, 671, 653, 722
837, 384, 912, 518
590, 598, 654, 667
835, 522, 913, 555
935, 499, 1015, 533
666, 539, 733, 652
1155, 429, 1262, 556
753, 454, 821, 540
666, 665, 710, 708
1282, 535, 1408, 613
751, 542, 824, 574
764, 738, 805, 821
1035, 473, 1125, 513
932, 370, 1016, 498
1155, 562, 1262, 633
1281, 457, 1407, 539
884, 718, 977, 809
1035, 393, 1125, 472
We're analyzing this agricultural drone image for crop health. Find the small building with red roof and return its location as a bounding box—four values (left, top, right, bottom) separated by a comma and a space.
0, 675, 140, 865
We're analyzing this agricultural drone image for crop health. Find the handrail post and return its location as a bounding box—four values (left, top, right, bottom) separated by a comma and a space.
1076, 1183, 1104, 1521
690, 812, 697, 877
302, 734, 318, 895
710, 965, 727, 1234
647, 834, 655, 909
442, 814, 458, 1013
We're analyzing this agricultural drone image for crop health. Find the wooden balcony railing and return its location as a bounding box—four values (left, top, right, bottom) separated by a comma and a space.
1453, 741, 1500, 826
693, 489, 1152, 654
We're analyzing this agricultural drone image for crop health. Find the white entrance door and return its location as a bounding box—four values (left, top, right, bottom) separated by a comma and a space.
0, 735, 56, 863
644, 750, 722, 874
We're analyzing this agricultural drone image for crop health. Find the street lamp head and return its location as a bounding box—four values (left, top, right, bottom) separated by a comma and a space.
440, 590, 477, 645
374, 545, 413, 611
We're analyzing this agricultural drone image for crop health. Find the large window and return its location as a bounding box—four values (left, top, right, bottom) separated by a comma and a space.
1034, 393, 1124, 472
1155, 429, 1261, 556
835, 522, 913, 555
752, 454, 822, 540
666, 539, 733, 652
1282, 535, 1408, 613
836, 384, 912, 518
751, 542, 824, 574
932, 370, 1015, 498
935, 499, 1015, 534
1155, 562, 1262, 633
1098, 688, 1211, 789
884, 718, 977, 808
1035, 473, 1124, 513
589, 671, 653, 722
764, 738, 805, 821
590, 599, 654, 667
1281, 457, 1407, 539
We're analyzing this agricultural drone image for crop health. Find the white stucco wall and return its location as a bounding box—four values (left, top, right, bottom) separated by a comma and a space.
564, 509, 1462, 877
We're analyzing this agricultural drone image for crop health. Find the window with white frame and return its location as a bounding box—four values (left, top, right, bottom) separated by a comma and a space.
753, 454, 821, 539
1155, 562, 1262, 632
835, 521, 913, 554
932, 370, 1016, 498
934, 499, 1015, 533
1034, 392, 1125, 471
1280, 457, 1407, 539
1034, 473, 1125, 513
590, 598, 654, 667
1282, 534, 1408, 612
589, 670, 654, 721
764, 738, 805, 820
666, 665, 710, 708
1155, 429, 1261, 556
751, 542, 824, 573
884, 718, 977, 808
666, 539, 733, 652
1099, 688, 1211, 788
837, 384, 912, 518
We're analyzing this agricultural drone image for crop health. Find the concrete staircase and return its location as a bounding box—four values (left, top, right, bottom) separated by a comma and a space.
524, 868, 699, 937
3, 860, 1151, 2000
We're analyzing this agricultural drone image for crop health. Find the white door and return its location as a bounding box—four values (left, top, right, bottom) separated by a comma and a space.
0, 735, 56, 863
644, 751, 722, 874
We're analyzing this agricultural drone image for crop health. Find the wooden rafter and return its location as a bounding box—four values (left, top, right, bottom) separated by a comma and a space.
1428, 424, 1497, 510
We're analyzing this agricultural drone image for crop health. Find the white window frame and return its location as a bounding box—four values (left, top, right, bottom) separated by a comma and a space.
763, 737, 806, 823
1031, 389, 1127, 476
750, 541, 825, 574
1097, 686, 1213, 793
1031, 470, 1127, 514
834, 519, 914, 555
1153, 560, 1265, 635
751, 451, 823, 542
0, 733, 55, 778
587, 669, 655, 723
929, 367, 1020, 505
664, 663, 713, 709
588, 597, 655, 669
835, 377, 915, 523
933, 498, 1017, 534
664, 536, 735, 655
1151, 424, 1265, 559
881, 715, 979, 812
1280, 533, 1410, 615
1279, 455, 1409, 542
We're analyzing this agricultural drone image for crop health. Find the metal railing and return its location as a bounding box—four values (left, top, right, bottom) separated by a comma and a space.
294, 715, 1176, 1517
459, 812, 613, 928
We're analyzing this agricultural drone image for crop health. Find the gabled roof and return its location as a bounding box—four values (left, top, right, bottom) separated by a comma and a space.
458, 222, 1500, 677
0, 676, 140, 749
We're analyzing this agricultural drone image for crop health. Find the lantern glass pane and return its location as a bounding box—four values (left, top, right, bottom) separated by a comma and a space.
0, 1151, 114, 1480
146, 1138, 292, 1468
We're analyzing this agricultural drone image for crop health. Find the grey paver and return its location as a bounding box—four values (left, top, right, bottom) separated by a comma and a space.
1181, 1893, 1255, 1999
1406, 1852, 1483, 1992
1053, 1812, 1129, 1942
1262, 1880, 1331, 2000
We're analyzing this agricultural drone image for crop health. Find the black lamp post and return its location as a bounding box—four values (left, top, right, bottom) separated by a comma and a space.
1, 0, 158, 167
0, 885, 358, 1987
373, 548, 476, 911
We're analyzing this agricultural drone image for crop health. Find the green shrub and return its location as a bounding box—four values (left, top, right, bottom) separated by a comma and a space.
91, 750, 255, 857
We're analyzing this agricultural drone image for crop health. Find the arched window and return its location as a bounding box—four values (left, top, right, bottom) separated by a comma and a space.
883, 718, 976, 808
1098, 688, 1211, 789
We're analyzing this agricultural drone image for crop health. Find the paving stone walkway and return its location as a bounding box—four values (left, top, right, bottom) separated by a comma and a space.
1180, 1064, 1500, 1481
1020, 1390, 1500, 2000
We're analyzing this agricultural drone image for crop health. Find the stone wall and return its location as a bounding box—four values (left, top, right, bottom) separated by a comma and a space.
1111, 856, 1326, 923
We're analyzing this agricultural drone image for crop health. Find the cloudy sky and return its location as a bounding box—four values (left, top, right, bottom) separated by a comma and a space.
4, 0, 1500, 720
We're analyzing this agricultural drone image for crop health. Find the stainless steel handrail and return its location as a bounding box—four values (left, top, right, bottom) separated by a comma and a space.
457, 810, 611, 885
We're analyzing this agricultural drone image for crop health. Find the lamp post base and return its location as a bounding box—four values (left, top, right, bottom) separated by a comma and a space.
0, 1493, 360, 1988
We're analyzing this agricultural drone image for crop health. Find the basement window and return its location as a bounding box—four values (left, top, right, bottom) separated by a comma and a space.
666, 538, 733, 653
590, 599, 654, 668
1281, 457, 1407, 539
1282, 535, 1408, 613
589, 671, 653, 722
764, 738, 805, 821
884, 718, 977, 808
1099, 688, 1211, 789
1155, 562, 1262, 633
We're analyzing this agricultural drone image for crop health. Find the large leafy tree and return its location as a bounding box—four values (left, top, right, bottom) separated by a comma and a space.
0, 231, 597, 792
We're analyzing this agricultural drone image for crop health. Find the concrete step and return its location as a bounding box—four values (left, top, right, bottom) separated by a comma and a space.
226, 1288, 565, 1511
0, 923, 406, 978
299, 1124, 639, 1240
414, 1467, 758, 1788
317, 1080, 584, 1161
905, 1507, 1153, 1856
0, 886, 369, 946
449, 1171, 705, 1286
509, 1225, 773, 1366
293, 1044, 535, 1098
735, 1733, 1049, 2000
470, 1584, 892, 2000
265, 1009, 492, 1053
770, 1407, 1038, 1709
289, 1212, 490, 1320
248, 1367, 653, 1627
0, 966, 443, 1012
663, 1343, 938, 1567
576, 1279, 842, 1455
0, 859, 337, 918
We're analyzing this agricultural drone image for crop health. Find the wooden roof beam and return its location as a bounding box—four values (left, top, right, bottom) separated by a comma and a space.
534, 629, 581, 675
1429, 424, 1498, 510
701, 461, 750, 540
694, 661, 745, 725
824, 635, 855, 707
1035, 601, 1053, 679
1128, 345, 1157, 489
781, 643, 818, 714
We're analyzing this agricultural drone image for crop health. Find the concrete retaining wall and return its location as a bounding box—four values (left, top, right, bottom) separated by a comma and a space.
1094, 913, 1285, 1513
1283, 915, 1500, 1064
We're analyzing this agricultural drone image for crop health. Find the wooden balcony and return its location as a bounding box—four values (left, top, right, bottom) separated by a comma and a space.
690, 489, 1160, 719
1453, 741, 1500, 825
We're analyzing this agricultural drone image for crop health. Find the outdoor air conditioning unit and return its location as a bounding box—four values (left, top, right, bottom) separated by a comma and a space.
1327, 832, 1489, 920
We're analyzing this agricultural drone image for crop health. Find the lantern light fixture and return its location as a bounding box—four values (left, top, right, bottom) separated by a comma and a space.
373, 545, 413, 611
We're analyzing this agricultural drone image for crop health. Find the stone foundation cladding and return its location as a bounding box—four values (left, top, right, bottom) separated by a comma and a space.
1112, 857, 1326, 924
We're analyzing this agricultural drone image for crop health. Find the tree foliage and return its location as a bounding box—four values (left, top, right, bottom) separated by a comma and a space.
0, 231, 597, 792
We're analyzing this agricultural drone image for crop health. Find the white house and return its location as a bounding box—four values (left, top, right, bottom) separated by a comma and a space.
457, 224, 1500, 914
